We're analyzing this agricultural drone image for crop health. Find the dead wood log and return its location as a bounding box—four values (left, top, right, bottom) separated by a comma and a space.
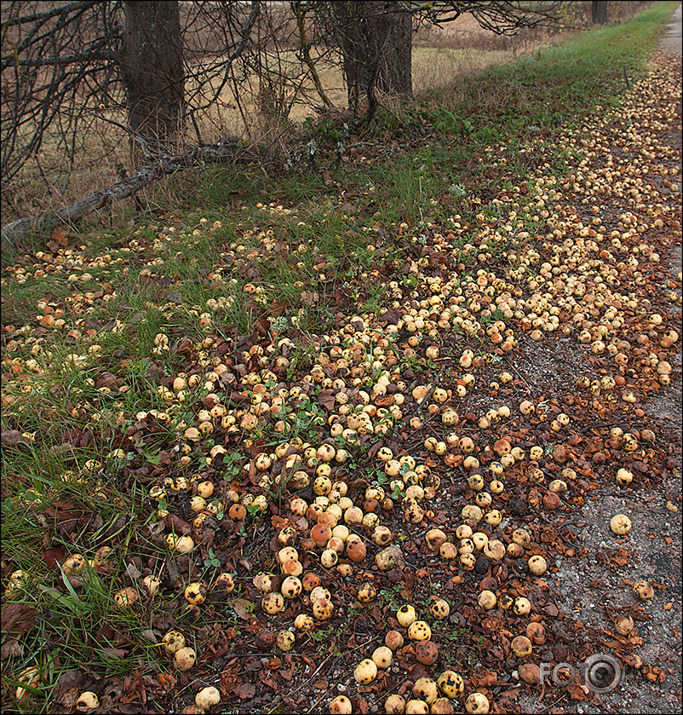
1, 141, 270, 245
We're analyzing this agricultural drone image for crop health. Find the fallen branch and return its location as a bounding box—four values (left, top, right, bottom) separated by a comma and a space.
0, 141, 268, 245
2, 162, 162, 245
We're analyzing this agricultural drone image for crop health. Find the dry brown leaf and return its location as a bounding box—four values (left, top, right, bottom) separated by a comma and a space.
232, 598, 252, 620
317, 390, 336, 411
43, 547, 66, 568
233, 683, 256, 699
1, 603, 36, 639
1, 430, 25, 447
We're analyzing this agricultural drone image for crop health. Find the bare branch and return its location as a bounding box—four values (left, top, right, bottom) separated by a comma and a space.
397, 1, 565, 34
1, 162, 165, 243
0, 1, 98, 30
291, 1, 333, 109
4, 50, 116, 68
183, 0, 261, 113
2, 0, 124, 182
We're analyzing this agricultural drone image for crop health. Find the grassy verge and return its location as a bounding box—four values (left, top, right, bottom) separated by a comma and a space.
1, 3, 679, 713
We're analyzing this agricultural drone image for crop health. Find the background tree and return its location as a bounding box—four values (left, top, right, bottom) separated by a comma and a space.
1, 0, 266, 240
118, 1, 184, 149
1, 1, 122, 185
323, 1, 564, 121
330, 2, 412, 117
592, 1, 610, 25
3, 0, 644, 241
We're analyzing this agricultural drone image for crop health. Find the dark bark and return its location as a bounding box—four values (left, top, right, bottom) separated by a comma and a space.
119, 1, 184, 144
591, 1, 609, 25
372, 6, 412, 98
333, 2, 412, 118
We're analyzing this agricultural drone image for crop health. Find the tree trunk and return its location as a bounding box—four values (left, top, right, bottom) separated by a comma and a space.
119, 1, 184, 144
333, 2, 412, 118
374, 7, 412, 98
591, 1, 609, 25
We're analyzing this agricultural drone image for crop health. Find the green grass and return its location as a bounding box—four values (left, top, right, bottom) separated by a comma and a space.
418, 2, 677, 138
1, 3, 678, 711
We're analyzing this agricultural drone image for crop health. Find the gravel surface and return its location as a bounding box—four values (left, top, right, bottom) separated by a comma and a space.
516, 9, 683, 714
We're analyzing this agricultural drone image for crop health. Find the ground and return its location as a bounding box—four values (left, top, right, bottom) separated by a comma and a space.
1, 6, 682, 715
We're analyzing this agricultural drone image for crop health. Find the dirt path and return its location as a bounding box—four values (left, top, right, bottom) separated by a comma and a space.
515, 9, 683, 714
649, 3, 682, 465
659, 3, 682, 56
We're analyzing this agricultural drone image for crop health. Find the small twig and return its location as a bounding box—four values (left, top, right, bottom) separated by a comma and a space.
510, 363, 532, 391
32, 154, 56, 197
190, 113, 204, 147
413, 363, 449, 422
94, 113, 168, 159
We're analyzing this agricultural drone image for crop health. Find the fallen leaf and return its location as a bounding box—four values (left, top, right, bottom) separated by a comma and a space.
233, 683, 256, 699
165, 513, 192, 535
125, 562, 142, 580
317, 390, 336, 411
95, 371, 119, 389
140, 630, 158, 643
53, 229, 69, 246
53, 669, 86, 697
478, 672, 499, 687
333, 288, 346, 307
611, 548, 630, 567
232, 598, 252, 620
379, 309, 401, 325
1, 641, 23, 659
43, 547, 66, 568
1, 430, 25, 447
247, 441, 268, 458
254, 315, 270, 337
1, 603, 37, 639
268, 300, 288, 317
156, 672, 175, 693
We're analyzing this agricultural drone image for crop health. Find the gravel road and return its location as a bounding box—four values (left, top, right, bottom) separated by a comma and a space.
516, 6, 683, 714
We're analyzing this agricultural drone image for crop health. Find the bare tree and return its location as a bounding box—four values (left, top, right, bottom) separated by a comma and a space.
591, 1, 609, 25
1, 0, 566, 241
1, 1, 123, 185
118, 1, 184, 149
330, 2, 412, 117
0, 1, 266, 239
0, 0, 334, 241
319, 1, 564, 122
